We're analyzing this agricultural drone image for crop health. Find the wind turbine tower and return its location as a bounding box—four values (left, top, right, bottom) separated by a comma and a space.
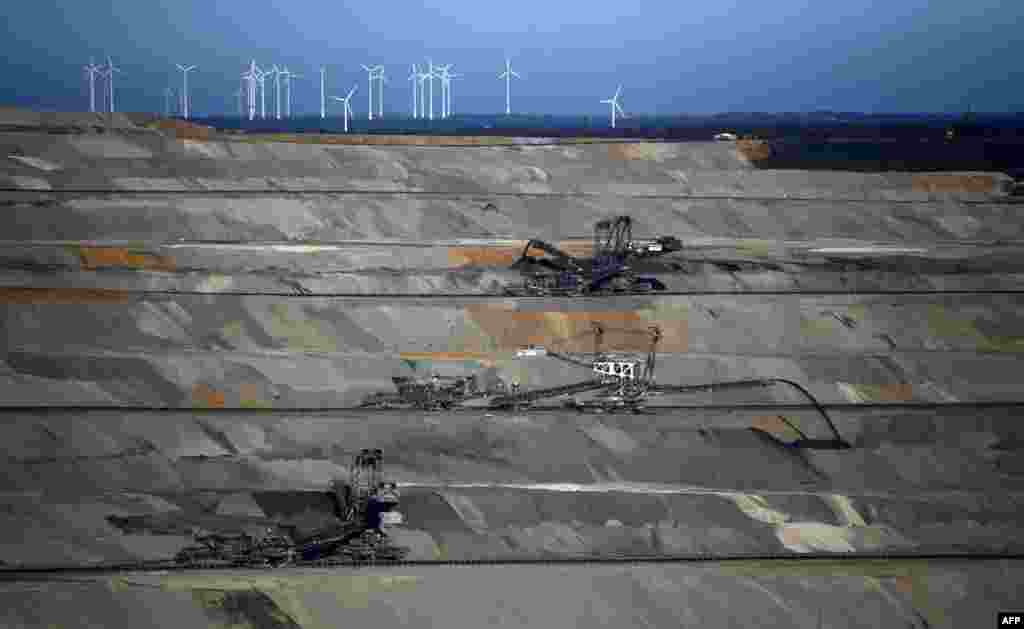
426, 59, 436, 120
408, 64, 419, 118
498, 58, 521, 115
83, 58, 102, 113
377, 69, 386, 118
242, 60, 259, 121
104, 56, 122, 113
256, 66, 268, 119
416, 66, 430, 119
600, 85, 625, 129
319, 67, 326, 119
175, 64, 196, 119
361, 64, 381, 120
268, 65, 283, 119
282, 67, 300, 118
435, 65, 450, 118
331, 84, 358, 133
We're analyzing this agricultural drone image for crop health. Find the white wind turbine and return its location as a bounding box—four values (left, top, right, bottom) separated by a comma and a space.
331, 84, 358, 132
376, 69, 387, 119
361, 64, 381, 120
416, 65, 430, 119
425, 59, 437, 120
175, 64, 196, 119
282, 67, 300, 118
241, 60, 260, 121
83, 58, 102, 113
103, 56, 122, 113
256, 65, 268, 119
408, 64, 419, 118
319, 67, 326, 119
267, 65, 283, 119
498, 57, 521, 115
435, 64, 450, 118
600, 85, 625, 129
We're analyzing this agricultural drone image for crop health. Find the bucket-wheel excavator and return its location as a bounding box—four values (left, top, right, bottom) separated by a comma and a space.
504, 215, 683, 296
173, 449, 409, 567
359, 374, 506, 410
499, 323, 852, 448
492, 323, 664, 412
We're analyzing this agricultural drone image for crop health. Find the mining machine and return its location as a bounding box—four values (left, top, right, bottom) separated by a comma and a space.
499, 323, 853, 449
504, 215, 683, 296
173, 449, 408, 566
359, 374, 504, 410
493, 323, 663, 412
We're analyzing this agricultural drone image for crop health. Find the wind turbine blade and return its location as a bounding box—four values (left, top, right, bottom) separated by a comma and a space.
615, 103, 625, 115
614, 85, 621, 99
511, 71, 521, 78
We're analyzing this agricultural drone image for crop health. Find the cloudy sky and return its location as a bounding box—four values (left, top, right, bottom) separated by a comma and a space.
1, 0, 1021, 116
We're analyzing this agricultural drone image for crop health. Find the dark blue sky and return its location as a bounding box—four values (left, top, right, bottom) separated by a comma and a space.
1, 0, 1021, 116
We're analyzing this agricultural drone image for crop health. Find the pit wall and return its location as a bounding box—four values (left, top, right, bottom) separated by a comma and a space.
2, 293, 1023, 407
0, 130, 1012, 201
2, 192, 1021, 243
1, 405, 1023, 567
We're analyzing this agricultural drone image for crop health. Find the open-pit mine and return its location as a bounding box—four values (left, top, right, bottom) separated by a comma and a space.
0, 109, 1022, 628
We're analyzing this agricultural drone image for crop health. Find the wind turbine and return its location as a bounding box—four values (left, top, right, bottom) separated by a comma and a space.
361, 64, 381, 120
267, 65, 283, 119
600, 85, 625, 129
331, 84, 358, 133
83, 58, 102, 113
319, 67, 326, 119
282, 67, 300, 118
426, 59, 436, 120
416, 65, 430, 119
241, 60, 259, 121
256, 66, 268, 119
408, 64, 419, 118
435, 65, 450, 118
498, 58, 521, 115
377, 69, 387, 118
104, 56, 122, 113
175, 64, 196, 119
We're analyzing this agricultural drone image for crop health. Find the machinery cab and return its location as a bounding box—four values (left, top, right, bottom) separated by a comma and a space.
592, 359, 641, 386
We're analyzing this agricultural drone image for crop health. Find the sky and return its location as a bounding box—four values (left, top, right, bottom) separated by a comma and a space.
0, 0, 1022, 117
